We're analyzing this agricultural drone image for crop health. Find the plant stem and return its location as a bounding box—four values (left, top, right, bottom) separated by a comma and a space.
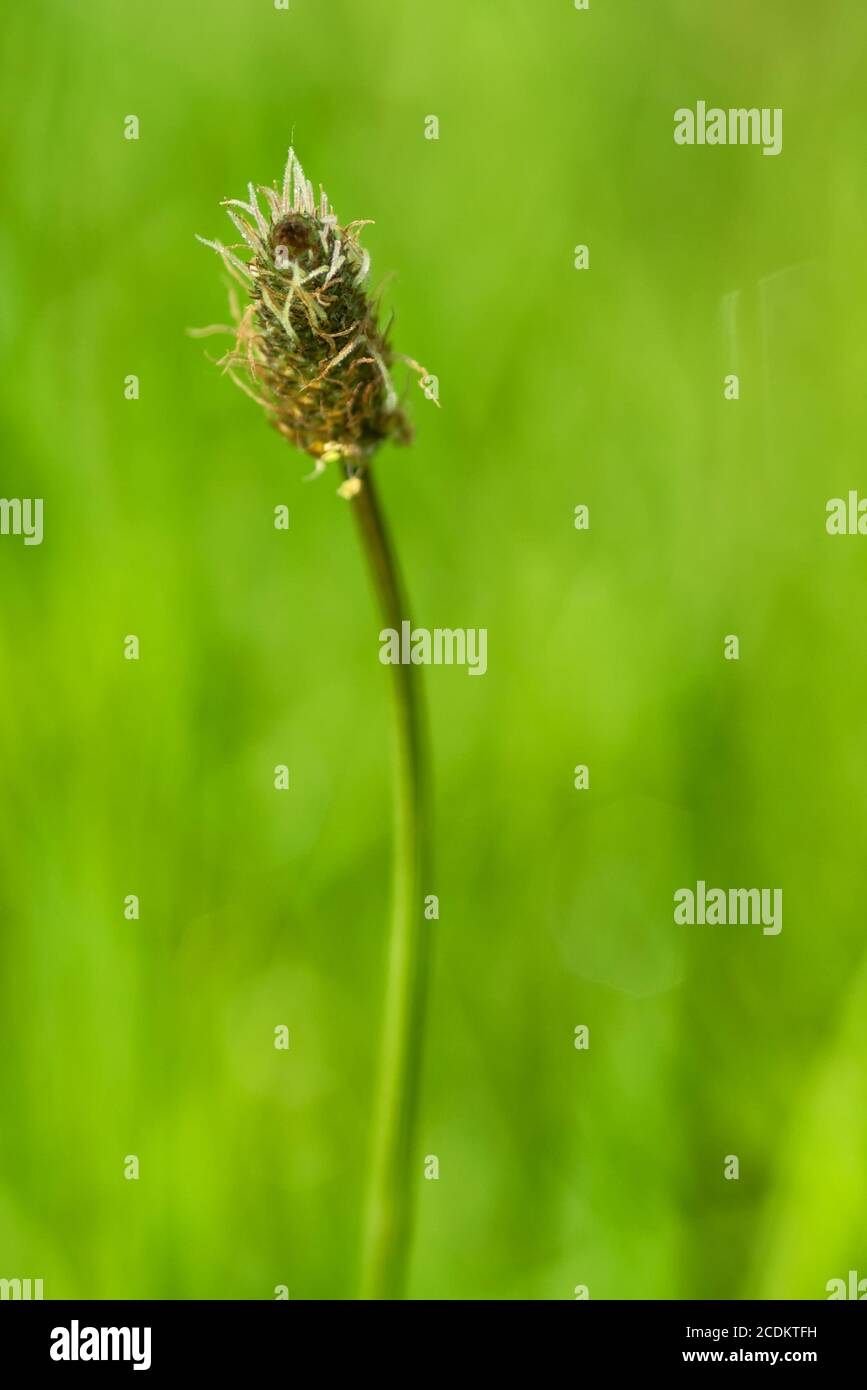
350, 468, 431, 1301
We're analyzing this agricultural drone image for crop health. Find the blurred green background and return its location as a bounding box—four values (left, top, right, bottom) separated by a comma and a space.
1, 0, 867, 1300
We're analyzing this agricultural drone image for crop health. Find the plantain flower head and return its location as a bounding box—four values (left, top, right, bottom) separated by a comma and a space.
196, 149, 428, 496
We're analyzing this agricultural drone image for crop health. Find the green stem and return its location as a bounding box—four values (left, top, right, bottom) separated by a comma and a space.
350, 468, 431, 1301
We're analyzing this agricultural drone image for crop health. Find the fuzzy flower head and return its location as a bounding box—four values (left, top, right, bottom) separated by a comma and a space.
197, 150, 429, 496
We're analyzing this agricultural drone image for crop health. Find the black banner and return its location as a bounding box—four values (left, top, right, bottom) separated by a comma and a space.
0, 1299, 862, 1374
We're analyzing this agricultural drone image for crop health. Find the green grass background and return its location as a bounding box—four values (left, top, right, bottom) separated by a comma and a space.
1, 0, 867, 1299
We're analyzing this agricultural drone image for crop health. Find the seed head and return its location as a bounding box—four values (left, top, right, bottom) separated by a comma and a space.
196, 149, 428, 496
